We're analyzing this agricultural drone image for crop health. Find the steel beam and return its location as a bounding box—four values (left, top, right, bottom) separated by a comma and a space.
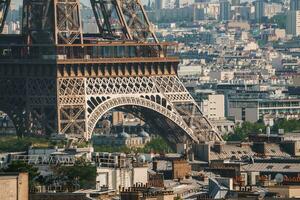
22, 0, 82, 44
0, 0, 222, 145
90, 0, 158, 42
54, 0, 83, 44
0, 0, 10, 33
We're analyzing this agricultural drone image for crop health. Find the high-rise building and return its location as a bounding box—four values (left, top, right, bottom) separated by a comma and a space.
240, 6, 250, 21
219, 0, 231, 21
231, 0, 240, 6
290, 0, 300, 11
254, 0, 265, 23
194, 0, 209, 2
286, 10, 300, 36
155, 0, 163, 9
154, 0, 176, 9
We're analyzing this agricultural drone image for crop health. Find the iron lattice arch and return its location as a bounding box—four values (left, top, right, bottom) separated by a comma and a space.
57, 75, 223, 143
0, 0, 223, 145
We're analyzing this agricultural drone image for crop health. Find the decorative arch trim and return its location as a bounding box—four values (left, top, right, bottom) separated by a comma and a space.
86, 96, 196, 141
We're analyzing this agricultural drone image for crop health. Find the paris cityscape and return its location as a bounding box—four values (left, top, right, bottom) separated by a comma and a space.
0, 0, 300, 199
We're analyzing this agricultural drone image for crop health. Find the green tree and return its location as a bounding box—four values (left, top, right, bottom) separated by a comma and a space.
93, 144, 131, 153
2, 161, 40, 188
0, 135, 65, 153
224, 121, 265, 141
269, 14, 287, 29
272, 119, 300, 133
142, 137, 173, 153
55, 159, 96, 189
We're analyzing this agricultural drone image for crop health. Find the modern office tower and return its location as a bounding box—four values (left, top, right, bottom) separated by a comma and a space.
286, 10, 300, 36
155, 0, 176, 9
254, 0, 265, 23
155, 0, 163, 9
240, 6, 250, 21
195, 0, 209, 2
231, 0, 240, 6
290, 0, 300, 11
219, 0, 231, 21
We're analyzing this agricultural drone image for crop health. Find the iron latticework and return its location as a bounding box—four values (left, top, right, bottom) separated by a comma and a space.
91, 0, 157, 42
0, 0, 10, 33
0, 0, 222, 145
22, 0, 83, 44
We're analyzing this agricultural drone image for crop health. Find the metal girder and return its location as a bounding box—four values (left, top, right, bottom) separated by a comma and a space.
22, 0, 154, 43
0, 78, 57, 137
0, 1, 221, 146
0, 0, 10, 33
22, 0, 54, 44
22, 0, 82, 44
54, 0, 83, 44
90, 0, 158, 42
91, 0, 117, 37
56, 75, 223, 143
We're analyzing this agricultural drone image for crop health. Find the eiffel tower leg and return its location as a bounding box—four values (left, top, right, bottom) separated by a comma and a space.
84, 75, 223, 144
0, 78, 28, 137
26, 78, 57, 135
0, 77, 57, 137
153, 76, 223, 142
6, 106, 27, 137
57, 78, 88, 139
0, 97, 29, 137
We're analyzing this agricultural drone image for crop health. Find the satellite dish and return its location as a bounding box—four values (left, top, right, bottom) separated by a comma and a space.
275, 173, 284, 183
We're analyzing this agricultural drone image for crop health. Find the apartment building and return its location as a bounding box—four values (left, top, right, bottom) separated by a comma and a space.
229, 98, 300, 122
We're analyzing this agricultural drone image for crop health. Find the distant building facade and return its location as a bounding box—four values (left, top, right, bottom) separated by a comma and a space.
219, 0, 231, 21
93, 152, 148, 192
286, 10, 300, 36
92, 129, 151, 148
0, 173, 28, 200
229, 98, 300, 122
290, 0, 300, 11
200, 93, 225, 120
254, 0, 265, 23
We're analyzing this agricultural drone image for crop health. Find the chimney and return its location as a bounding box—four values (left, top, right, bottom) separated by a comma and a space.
252, 142, 266, 155
153, 160, 158, 171
214, 142, 224, 153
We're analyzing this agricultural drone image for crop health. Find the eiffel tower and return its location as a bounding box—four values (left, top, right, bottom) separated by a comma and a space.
0, 0, 222, 146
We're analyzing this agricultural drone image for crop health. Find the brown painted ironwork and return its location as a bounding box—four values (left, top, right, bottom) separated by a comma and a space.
0, 0, 222, 145
0, 0, 10, 33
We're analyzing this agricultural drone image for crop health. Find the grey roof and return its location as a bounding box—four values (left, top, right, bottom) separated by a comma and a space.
210, 142, 290, 161
210, 143, 254, 160
241, 163, 300, 173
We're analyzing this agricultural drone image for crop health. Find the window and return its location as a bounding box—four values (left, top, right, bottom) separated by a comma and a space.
242, 108, 246, 121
